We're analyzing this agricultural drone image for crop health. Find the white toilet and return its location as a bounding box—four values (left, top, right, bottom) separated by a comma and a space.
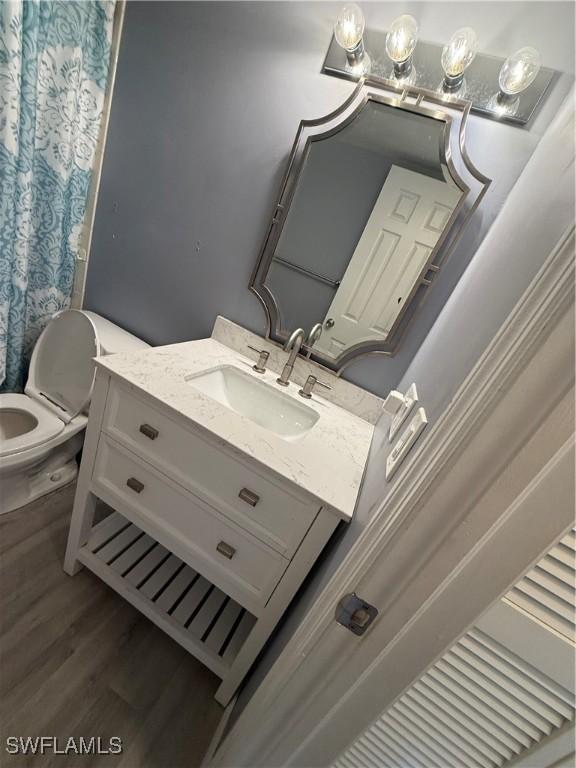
0, 310, 149, 515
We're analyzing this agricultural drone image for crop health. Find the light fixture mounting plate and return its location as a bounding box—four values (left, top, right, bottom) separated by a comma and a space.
322, 31, 557, 127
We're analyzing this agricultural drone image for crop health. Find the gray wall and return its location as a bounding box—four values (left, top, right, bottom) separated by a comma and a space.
85, 1, 574, 397
268, 141, 393, 332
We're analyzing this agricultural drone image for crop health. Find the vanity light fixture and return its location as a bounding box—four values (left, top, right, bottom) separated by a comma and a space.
385, 14, 418, 78
334, 4, 369, 73
441, 27, 479, 91
489, 46, 542, 116
323, 10, 555, 126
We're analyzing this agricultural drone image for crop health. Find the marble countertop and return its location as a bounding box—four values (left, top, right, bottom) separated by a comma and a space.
96, 339, 375, 520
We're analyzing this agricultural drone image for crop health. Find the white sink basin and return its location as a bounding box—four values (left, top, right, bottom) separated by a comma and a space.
186, 365, 319, 441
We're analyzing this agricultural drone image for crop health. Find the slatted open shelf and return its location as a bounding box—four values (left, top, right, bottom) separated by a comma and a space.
78, 511, 257, 678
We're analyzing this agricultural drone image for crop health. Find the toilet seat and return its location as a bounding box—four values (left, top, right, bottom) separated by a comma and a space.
0, 393, 65, 458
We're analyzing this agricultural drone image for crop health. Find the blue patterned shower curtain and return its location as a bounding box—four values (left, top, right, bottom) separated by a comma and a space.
0, 0, 115, 391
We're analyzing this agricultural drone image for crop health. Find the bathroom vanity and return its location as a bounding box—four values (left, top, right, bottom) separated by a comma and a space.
64, 80, 490, 705
64, 318, 378, 705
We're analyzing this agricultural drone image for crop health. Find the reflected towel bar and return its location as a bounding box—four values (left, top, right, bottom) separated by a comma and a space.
273, 257, 341, 288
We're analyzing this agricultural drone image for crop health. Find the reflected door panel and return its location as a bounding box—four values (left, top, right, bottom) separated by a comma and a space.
315, 166, 461, 357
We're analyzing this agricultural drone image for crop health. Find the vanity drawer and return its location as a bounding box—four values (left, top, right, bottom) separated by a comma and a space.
102, 382, 319, 557
91, 436, 289, 615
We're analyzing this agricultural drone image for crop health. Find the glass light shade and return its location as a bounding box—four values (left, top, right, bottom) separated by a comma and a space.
499, 47, 541, 95
441, 28, 478, 78
385, 14, 418, 64
334, 4, 365, 52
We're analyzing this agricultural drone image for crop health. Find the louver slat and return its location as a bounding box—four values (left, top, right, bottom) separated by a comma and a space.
561, 530, 576, 551
549, 543, 574, 568
381, 712, 447, 768
427, 666, 531, 750
450, 644, 564, 730
466, 630, 575, 714
512, 580, 574, 622
441, 653, 550, 738
433, 658, 539, 745
379, 714, 444, 767
354, 736, 397, 768
536, 556, 574, 587
336, 756, 359, 768
505, 589, 575, 639
409, 682, 504, 766
366, 727, 425, 768
419, 674, 518, 759
393, 699, 473, 768
523, 567, 574, 605
506, 528, 576, 642
413, 680, 510, 764
333, 627, 574, 768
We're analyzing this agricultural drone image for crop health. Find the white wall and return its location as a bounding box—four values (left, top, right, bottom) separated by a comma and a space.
363, 1, 574, 75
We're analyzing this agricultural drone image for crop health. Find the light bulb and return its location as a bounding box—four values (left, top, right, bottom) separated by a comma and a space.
441, 27, 478, 89
385, 15, 418, 76
499, 47, 541, 96
334, 4, 366, 62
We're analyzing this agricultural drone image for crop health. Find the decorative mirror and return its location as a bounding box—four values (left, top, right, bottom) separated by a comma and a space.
250, 78, 491, 371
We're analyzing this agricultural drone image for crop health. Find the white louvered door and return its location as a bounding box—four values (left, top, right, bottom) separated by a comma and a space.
505, 527, 575, 641
333, 529, 576, 768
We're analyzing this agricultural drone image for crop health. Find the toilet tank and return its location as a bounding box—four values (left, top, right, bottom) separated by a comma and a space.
82, 311, 150, 355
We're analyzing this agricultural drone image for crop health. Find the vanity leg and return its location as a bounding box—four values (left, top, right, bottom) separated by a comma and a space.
64, 372, 110, 575
64, 491, 98, 574
215, 510, 339, 706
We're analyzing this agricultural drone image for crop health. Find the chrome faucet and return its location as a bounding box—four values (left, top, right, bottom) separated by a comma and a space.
277, 328, 305, 386
305, 323, 323, 358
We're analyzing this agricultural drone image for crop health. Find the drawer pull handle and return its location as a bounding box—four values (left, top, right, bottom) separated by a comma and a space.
139, 423, 159, 440
238, 487, 260, 507
217, 541, 236, 560
126, 477, 144, 494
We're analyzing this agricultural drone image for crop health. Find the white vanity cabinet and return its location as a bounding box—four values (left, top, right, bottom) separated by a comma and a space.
64, 369, 342, 705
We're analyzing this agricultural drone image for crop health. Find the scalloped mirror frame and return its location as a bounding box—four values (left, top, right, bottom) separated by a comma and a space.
250, 77, 491, 373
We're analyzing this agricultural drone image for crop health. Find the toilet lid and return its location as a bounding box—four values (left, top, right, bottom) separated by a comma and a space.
25, 310, 100, 422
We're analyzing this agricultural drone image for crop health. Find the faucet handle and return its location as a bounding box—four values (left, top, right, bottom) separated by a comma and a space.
247, 345, 269, 373
299, 374, 332, 399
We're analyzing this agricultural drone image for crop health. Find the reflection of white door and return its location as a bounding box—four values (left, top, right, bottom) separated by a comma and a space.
317, 165, 461, 357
